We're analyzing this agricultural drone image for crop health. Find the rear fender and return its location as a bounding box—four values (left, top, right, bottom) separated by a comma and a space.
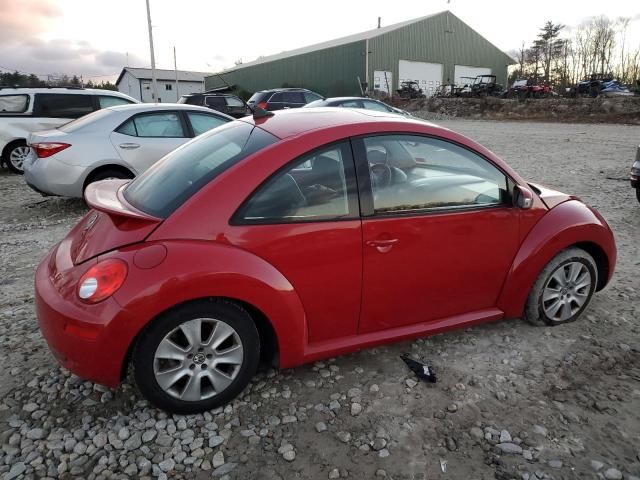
107, 240, 307, 368
498, 200, 616, 318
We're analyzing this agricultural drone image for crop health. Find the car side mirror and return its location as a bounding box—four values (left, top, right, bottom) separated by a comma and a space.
515, 185, 534, 209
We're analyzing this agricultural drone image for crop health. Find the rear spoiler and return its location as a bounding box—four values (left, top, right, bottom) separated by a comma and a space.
84, 179, 161, 221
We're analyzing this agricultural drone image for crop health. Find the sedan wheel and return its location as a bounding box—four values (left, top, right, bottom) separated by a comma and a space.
133, 300, 260, 413
7, 143, 30, 174
524, 247, 597, 326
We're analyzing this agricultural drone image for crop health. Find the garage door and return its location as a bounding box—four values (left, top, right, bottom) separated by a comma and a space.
454, 65, 492, 85
398, 60, 442, 97
373, 70, 393, 95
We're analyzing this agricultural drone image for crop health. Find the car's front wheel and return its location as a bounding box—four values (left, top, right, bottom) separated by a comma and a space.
524, 247, 597, 326
133, 299, 260, 413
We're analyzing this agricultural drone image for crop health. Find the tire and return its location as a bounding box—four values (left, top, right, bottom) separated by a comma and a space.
132, 299, 260, 414
5, 141, 30, 174
523, 247, 597, 326
636, 188, 640, 204
83, 168, 133, 193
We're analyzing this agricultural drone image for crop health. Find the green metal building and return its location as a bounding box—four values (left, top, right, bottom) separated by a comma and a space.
205, 11, 514, 97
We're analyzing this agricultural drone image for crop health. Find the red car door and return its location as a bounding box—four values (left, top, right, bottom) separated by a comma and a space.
354, 134, 521, 333
228, 140, 362, 344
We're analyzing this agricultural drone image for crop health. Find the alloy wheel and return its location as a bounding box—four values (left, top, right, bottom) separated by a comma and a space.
153, 318, 244, 401
9, 145, 30, 172
541, 261, 592, 322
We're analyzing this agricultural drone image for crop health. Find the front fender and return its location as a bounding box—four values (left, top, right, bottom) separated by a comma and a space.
498, 200, 616, 318
107, 240, 307, 369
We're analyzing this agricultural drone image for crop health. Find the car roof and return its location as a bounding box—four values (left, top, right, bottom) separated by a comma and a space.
324, 97, 379, 102
240, 107, 433, 139
0, 87, 132, 97
256, 88, 316, 93
105, 103, 230, 115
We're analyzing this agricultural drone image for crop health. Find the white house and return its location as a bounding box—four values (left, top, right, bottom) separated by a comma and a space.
116, 67, 211, 103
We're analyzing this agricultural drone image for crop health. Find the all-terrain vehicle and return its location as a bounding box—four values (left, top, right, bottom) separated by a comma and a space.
568, 73, 614, 98
470, 75, 503, 97
397, 81, 426, 99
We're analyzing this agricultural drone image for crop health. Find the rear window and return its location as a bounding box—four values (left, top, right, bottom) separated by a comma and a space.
247, 92, 269, 104
34, 93, 94, 118
58, 108, 113, 133
123, 122, 278, 218
0, 94, 29, 113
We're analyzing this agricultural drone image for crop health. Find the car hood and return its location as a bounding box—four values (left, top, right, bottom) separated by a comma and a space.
528, 182, 577, 209
67, 180, 162, 264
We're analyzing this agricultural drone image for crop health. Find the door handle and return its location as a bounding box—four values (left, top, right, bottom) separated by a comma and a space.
366, 238, 399, 252
119, 143, 140, 150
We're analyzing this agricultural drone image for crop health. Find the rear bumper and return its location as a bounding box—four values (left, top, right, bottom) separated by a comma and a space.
35, 247, 130, 388
23, 153, 86, 198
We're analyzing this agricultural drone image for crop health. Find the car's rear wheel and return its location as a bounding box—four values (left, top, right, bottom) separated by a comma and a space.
132, 299, 260, 413
5, 141, 30, 174
524, 247, 597, 326
636, 188, 640, 204
83, 168, 134, 194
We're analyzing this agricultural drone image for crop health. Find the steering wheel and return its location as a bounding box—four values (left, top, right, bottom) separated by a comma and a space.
370, 163, 393, 189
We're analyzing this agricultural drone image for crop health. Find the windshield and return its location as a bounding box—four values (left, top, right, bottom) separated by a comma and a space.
123, 121, 278, 218
58, 109, 113, 132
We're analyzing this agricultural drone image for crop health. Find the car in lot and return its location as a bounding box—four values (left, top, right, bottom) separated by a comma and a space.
247, 88, 323, 111
34, 108, 616, 413
304, 96, 410, 116
178, 92, 250, 118
0, 87, 137, 173
630, 145, 640, 203
23, 104, 232, 198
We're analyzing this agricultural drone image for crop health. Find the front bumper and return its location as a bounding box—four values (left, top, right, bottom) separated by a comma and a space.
23, 152, 86, 198
35, 245, 131, 388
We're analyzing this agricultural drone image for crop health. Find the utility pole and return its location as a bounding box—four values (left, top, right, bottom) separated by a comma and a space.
145, 0, 158, 103
174, 46, 179, 101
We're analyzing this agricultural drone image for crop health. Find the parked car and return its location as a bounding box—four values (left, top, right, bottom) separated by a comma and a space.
23, 104, 232, 198
0, 87, 138, 173
304, 97, 410, 116
178, 92, 249, 118
35, 107, 616, 413
630, 145, 640, 203
246, 88, 323, 111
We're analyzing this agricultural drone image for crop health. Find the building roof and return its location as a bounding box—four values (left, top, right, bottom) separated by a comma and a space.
218, 12, 445, 74
116, 67, 211, 86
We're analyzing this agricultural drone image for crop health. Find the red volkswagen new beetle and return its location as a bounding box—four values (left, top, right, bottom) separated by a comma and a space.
35, 108, 616, 413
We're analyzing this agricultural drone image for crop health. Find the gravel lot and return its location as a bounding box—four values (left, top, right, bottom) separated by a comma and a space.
0, 119, 638, 480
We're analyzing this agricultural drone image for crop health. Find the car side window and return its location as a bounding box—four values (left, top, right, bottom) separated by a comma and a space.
283, 92, 305, 104
97, 96, 132, 108
363, 135, 508, 214
33, 93, 94, 118
303, 92, 322, 103
205, 97, 226, 108
339, 100, 362, 108
0, 94, 29, 113
237, 141, 357, 223
225, 96, 244, 107
363, 100, 392, 112
186, 112, 228, 136
269, 92, 284, 103
117, 113, 185, 138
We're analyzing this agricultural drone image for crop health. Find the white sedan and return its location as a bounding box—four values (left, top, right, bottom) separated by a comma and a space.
23, 104, 233, 198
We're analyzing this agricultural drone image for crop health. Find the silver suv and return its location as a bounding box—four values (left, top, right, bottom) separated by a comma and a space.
0, 87, 137, 173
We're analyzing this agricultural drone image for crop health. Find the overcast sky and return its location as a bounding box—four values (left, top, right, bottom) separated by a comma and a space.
1, 0, 639, 81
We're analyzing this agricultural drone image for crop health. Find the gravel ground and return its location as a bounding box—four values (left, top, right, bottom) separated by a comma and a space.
0, 119, 639, 480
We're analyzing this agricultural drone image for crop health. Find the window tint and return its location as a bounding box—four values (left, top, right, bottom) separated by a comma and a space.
238, 142, 355, 223
205, 97, 226, 108
34, 93, 94, 118
186, 112, 228, 136
132, 113, 184, 137
362, 100, 391, 112
225, 96, 244, 107
116, 118, 137, 136
303, 91, 322, 103
269, 92, 284, 103
0, 94, 29, 113
124, 122, 278, 218
97, 96, 132, 108
247, 92, 268, 104
282, 91, 305, 104
363, 135, 508, 214
178, 96, 200, 105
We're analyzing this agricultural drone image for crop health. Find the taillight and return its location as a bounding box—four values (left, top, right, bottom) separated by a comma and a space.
31, 142, 71, 158
257, 101, 268, 110
77, 259, 128, 304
